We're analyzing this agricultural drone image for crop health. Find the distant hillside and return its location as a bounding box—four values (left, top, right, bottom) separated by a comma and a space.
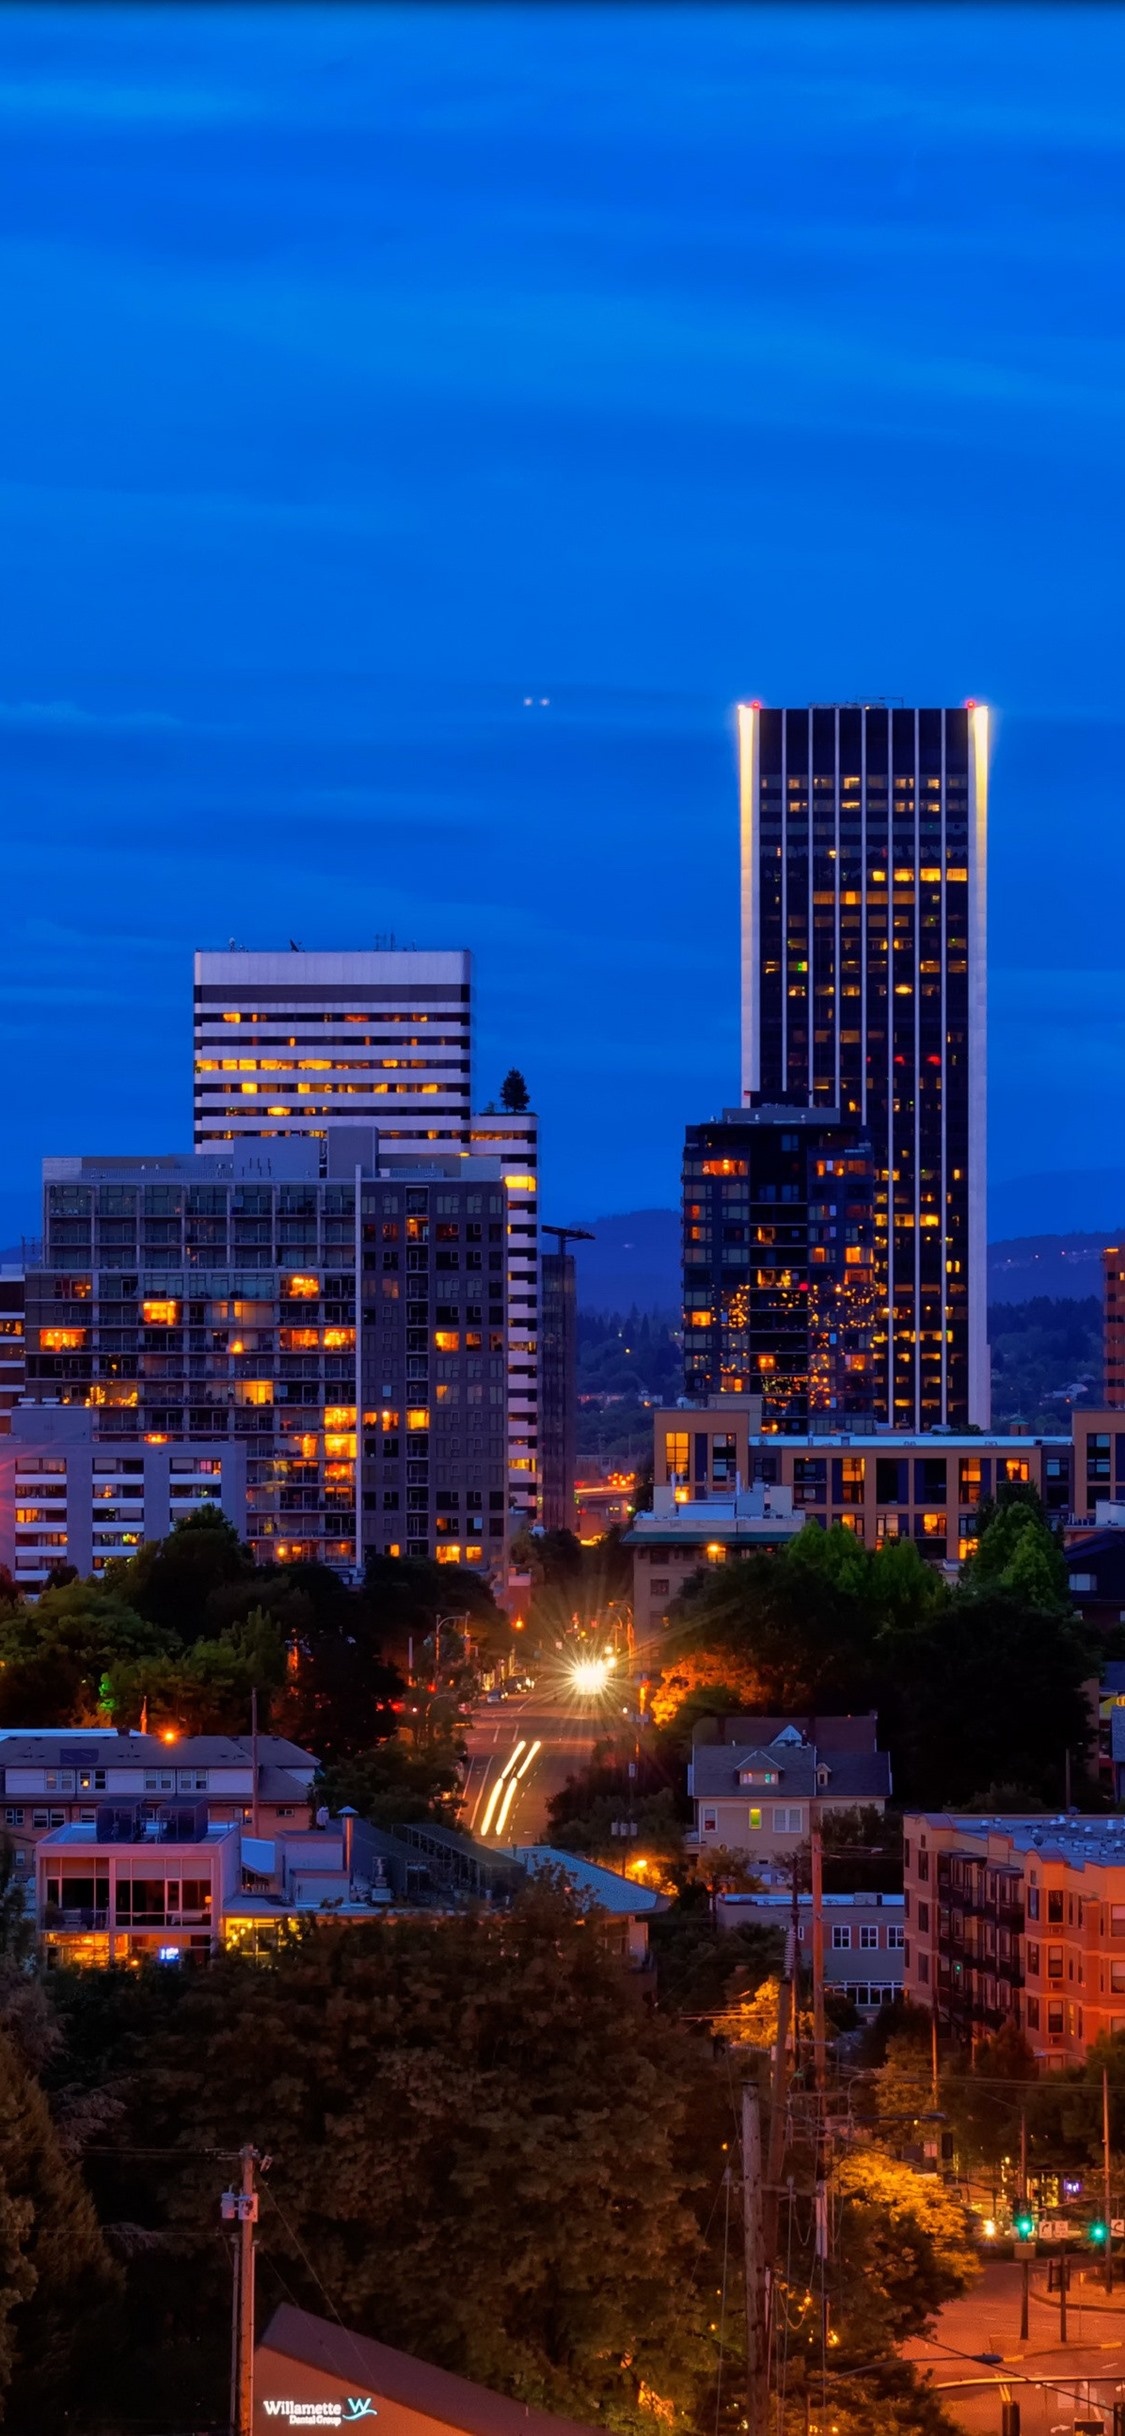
572, 1210, 1124, 1318
988, 1233, 1122, 1304
572, 1211, 680, 1316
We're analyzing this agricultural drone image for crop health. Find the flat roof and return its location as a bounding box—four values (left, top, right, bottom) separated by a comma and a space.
909, 1813, 1125, 1870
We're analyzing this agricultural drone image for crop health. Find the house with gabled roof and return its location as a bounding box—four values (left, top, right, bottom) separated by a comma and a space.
688, 1713, 891, 1873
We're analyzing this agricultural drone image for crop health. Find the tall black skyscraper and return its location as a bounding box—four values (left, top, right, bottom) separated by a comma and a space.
738, 703, 988, 1428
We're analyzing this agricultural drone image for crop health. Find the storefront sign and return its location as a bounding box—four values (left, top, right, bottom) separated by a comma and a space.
261, 2401, 377, 2425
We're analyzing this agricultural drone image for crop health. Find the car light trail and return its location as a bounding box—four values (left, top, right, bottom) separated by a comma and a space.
492, 1739, 541, 1841
495, 1774, 521, 1837
479, 1740, 525, 1836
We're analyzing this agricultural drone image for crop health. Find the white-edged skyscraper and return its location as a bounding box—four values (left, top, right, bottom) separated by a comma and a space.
737, 702, 988, 1428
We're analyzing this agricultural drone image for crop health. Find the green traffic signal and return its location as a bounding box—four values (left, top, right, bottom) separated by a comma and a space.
1013, 2212, 1035, 2239
1089, 2219, 1108, 2244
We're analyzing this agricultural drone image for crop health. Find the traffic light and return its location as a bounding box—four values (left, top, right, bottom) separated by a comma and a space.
1089, 2217, 1109, 2245
1001, 2403, 1020, 2436
1013, 2208, 1035, 2240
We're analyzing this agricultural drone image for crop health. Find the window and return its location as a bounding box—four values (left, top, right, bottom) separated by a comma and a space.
178, 1771, 208, 1794
916, 1850, 929, 1883
701, 1808, 718, 1834
664, 1431, 689, 1484
1112, 1905, 1125, 1935
1047, 1945, 1064, 1979
1027, 1943, 1040, 1975
748, 1807, 762, 1831
859, 1923, 879, 1950
144, 1770, 175, 1793
917, 1952, 929, 1983
917, 1901, 929, 1932
831, 1925, 851, 1951
3, 1809, 23, 1828
772, 1805, 803, 1833
886, 1925, 905, 1951
1025, 1997, 1040, 2030
1027, 1885, 1040, 1920
1047, 2001, 1064, 2035
1111, 1961, 1125, 1995
1047, 1890, 1064, 1924
650, 1577, 670, 1598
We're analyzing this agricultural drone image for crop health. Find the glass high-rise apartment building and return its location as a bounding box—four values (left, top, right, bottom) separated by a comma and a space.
737, 703, 989, 1427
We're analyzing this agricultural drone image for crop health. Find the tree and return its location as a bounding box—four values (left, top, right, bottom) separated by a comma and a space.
98, 1888, 729, 2435
0, 2023, 120, 2427
881, 1585, 1095, 1806
499, 1068, 530, 1113
549, 1787, 685, 1878
107, 1505, 255, 1641
0, 1581, 173, 1728
962, 1488, 1070, 1608
316, 1738, 464, 1830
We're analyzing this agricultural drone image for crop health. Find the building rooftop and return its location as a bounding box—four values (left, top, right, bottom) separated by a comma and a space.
259, 2304, 603, 2436
507, 1846, 666, 1916
911, 1813, 1125, 1871
691, 1730, 891, 1805
0, 1731, 316, 1770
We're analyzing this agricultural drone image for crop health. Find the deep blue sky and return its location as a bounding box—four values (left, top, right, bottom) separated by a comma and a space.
3, 4, 1125, 1244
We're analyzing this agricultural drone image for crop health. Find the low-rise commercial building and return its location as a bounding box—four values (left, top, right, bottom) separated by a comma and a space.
0, 1729, 316, 1880
688, 1715, 891, 1872
37, 1803, 380, 1968
645, 1397, 1072, 1576
903, 1811, 1125, 2065
717, 1888, 905, 2013
625, 1475, 802, 1640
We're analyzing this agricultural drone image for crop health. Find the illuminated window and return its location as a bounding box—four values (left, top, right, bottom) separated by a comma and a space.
435, 1545, 461, 1564
283, 1275, 320, 1300
663, 1431, 689, 1483
279, 1329, 319, 1351
380, 1410, 400, 1431
322, 1328, 356, 1350
748, 1807, 762, 1831
434, 1331, 460, 1352
324, 1434, 357, 1459
235, 1382, 274, 1407
406, 1407, 430, 1431
38, 1327, 87, 1351
323, 1406, 356, 1429
142, 1300, 180, 1326
701, 1159, 748, 1177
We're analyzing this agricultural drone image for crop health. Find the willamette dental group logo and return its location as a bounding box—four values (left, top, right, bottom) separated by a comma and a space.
261, 2402, 377, 2425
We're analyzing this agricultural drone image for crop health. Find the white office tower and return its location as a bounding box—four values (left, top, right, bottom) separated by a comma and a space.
193, 952, 472, 1155
192, 947, 540, 1541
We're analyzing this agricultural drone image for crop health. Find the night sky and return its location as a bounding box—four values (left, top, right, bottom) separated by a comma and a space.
3, 5, 1124, 1243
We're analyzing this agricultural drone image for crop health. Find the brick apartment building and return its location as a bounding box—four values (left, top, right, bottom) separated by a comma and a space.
904, 1810, 1125, 2066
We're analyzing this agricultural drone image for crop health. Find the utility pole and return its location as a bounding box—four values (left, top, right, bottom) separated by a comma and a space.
931, 2000, 940, 2110
764, 1922, 796, 2262
1019, 2108, 1029, 2343
810, 1807, 826, 2094
1105, 2066, 1114, 2296
1058, 2247, 1069, 2346
741, 2079, 769, 2436
222, 2146, 263, 2436
250, 1685, 260, 1840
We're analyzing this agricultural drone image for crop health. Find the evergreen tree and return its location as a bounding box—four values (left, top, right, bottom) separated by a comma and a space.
499, 1068, 530, 1113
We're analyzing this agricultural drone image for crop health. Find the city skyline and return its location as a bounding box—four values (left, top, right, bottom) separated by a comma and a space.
3, 9, 1125, 1241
